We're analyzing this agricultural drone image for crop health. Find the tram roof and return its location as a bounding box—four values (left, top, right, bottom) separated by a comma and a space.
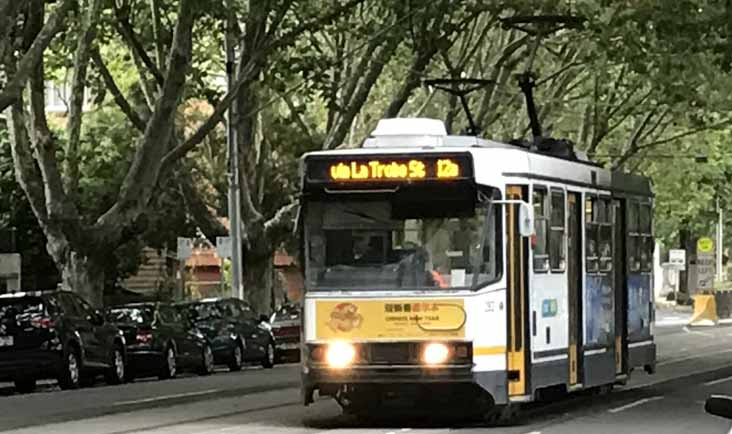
302, 123, 652, 198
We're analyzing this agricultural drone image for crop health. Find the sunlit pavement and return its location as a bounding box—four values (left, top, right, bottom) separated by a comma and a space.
2, 320, 732, 434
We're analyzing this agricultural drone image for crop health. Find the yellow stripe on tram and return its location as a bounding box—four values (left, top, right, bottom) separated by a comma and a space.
473, 345, 507, 355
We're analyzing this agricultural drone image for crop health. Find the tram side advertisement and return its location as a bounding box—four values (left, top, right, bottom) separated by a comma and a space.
315, 299, 466, 340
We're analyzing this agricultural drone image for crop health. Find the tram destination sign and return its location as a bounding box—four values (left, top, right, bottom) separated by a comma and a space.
305, 153, 474, 184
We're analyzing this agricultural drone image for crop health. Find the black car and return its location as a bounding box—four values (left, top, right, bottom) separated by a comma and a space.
107, 303, 214, 380
0, 290, 126, 393
176, 298, 275, 370
270, 304, 301, 362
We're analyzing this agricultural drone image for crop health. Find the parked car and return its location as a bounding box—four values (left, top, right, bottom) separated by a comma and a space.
176, 298, 275, 370
106, 303, 214, 380
0, 290, 126, 393
270, 303, 301, 362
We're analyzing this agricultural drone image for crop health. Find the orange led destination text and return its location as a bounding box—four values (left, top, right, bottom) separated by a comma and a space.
329, 159, 460, 181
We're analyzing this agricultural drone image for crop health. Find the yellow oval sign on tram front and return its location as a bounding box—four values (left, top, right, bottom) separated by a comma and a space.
697, 237, 714, 253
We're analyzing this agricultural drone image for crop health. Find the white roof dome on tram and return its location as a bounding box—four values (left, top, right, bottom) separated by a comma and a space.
364, 117, 486, 149
371, 118, 447, 137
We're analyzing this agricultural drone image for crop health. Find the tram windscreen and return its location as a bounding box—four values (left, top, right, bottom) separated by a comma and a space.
304, 195, 502, 291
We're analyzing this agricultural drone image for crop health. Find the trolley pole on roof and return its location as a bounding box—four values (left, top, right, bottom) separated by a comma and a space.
225, 7, 244, 300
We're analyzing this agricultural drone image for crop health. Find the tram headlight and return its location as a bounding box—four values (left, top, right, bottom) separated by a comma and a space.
326, 342, 356, 369
422, 342, 450, 366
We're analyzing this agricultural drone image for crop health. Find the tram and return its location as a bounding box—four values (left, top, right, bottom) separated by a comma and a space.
298, 117, 655, 418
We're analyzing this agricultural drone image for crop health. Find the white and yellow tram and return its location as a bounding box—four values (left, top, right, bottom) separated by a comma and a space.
298, 118, 655, 417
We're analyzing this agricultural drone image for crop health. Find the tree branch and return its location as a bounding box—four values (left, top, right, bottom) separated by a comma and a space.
612, 110, 658, 169
323, 33, 401, 149
178, 169, 227, 243
381, 41, 436, 119
639, 118, 732, 150
25, 1, 70, 220
113, 7, 165, 87
6, 102, 48, 224
267, 0, 366, 53
0, 0, 74, 112
96, 0, 196, 241
91, 48, 147, 131
264, 201, 298, 243
161, 0, 364, 171
0, 0, 24, 64
160, 59, 257, 171
279, 88, 313, 142
148, 0, 166, 72
65, 0, 103, 198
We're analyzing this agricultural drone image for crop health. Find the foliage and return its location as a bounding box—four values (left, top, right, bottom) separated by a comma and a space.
3, 0, 732, 306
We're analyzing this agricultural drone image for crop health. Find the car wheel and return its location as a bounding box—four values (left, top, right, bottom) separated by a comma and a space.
197, 344, 215, 376
58, 348, 81, 390
159, 345, 177, 380
261, 341, 275, 369
105, 345, 125, 385
228, 341, 243, 372
14, 377, 36, 394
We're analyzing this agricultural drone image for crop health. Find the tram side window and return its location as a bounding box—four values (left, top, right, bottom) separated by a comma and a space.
639, 203, 653, 272
628, 201, 641, 272
598, 197, 613, 272
585, 196, 598, 273
549, 189, 566, 271
533, 187, 549, 272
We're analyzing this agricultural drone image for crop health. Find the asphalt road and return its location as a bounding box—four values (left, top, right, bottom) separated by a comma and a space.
2, 310, 732, 434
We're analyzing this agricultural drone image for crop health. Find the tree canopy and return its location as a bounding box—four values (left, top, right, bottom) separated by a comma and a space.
1, 0, 731, 309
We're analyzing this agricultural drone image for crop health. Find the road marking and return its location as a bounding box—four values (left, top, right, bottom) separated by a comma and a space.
399, 430, 412, 432
705, 376, 732, 386
113, 389, 221, 406
683, 326, 713, 336
657, 348, 732, 366
523, 431, 542, 434
608, 396, 664, 413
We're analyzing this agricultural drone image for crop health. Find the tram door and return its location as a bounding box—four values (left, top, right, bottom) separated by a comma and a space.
506, 186, 529, 396
567, 192, 583, 385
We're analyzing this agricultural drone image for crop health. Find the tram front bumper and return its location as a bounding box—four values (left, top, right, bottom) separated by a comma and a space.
301, 364, 473, 405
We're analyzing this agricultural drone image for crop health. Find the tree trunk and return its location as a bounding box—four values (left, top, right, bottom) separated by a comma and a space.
61, 250, 105, 308
244, 248, 274, 315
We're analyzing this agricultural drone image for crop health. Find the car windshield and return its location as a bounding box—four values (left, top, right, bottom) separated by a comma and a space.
304, 198, 502, 291
107, 306, 154, 324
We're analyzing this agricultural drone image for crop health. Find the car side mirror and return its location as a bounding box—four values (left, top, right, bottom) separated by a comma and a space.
493, 200, 534, 238
518, 202, 534, 237
706, 395, 732, 419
